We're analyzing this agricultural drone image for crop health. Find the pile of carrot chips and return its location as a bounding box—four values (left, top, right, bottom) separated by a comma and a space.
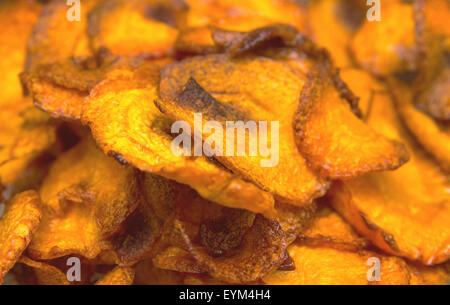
0, 0, 449, 285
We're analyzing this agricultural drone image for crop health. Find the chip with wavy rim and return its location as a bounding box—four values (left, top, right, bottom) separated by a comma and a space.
329, 89, 450, 265
81, 60, 276, 217
28, 138, 141, 260
159, 53, 329, 206
293, 64, 409, 179
0, 190, 41, 284
263, 205, 447, 285
88, 0, 187, 58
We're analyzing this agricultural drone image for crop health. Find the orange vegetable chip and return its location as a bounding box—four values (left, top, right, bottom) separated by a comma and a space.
174, 26, 219, 56
339, 68, 385, 117
293, 65, 409, 179
25, 0, 99, 71
82, 60, 276, 217
95, 266, 135, 285
264, 205, 426, 285
186, 0, 307, 33
111, 196, 162, 266
412, 0, 450, 121
416, 68, 450, 121
18, 256, 69, 285
351, 0, 416, 77
0, 102, 55, 168
0, 1, 55, 186
21, 53, 119, 120
0, 0, 41, 103
28, 138, 141, 260
88, 0, 187, 57
390, 79, 450, 172
164, 188, 286, 283
329, 90, 450, 265
159, 54, 329, 206
153, 246, 205, 273
0, 190, 41, 284
307, 0, 365, 67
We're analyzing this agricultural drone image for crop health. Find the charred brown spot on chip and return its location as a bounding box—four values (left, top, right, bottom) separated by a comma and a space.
177, 77, 250, 122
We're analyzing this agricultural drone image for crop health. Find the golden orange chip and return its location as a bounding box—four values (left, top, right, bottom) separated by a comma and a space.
28, 138, 141, 260
174, 26, 219, 56
329, 90, 450, 265
0, 104, 55, 168
340, 68, 385, 117
390, 79, 450, 172
351, 0, 416, 77
186, 0, 307, 32
293, 65, 409, 179
264, 205, 426, 285
0, 1, 55, 186
0, 0, 41, 103
18, 256, 69, 285
81, 60, 276, 217
21, 57, 108, 120
88, 0, 187, 57
298, 205, 368, 251
307, 0, 364, 67
0, 190, 41, 284
159, 54, 329, 206
153, 246, 205, 273
95, 266, 135, 285
25, 0, 99, 71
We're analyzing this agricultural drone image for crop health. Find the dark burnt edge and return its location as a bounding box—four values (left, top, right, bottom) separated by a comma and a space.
359, 211, 400, 253
111, 171, 163, 266
107, 150, 129, 166
224, 24, 362, 118
277, 251, 296, 271
176, 214, 287, 284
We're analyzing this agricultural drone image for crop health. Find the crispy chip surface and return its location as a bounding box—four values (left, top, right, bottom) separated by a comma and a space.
0, 190, 41, 284
25, 0, 99, 71
28, 138, 140, 260
159, 54, 329, 206
88, 0, 185, 57
186, 0, 307, 32
351, 1, 416, 77
293, 65, 409, 179
264, 205, 428, 285
82, 60, 276, 217
0, 0, 41, 103
390, 79, 450, 172
158, 188, 286, 283
329, 90, 450, 265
